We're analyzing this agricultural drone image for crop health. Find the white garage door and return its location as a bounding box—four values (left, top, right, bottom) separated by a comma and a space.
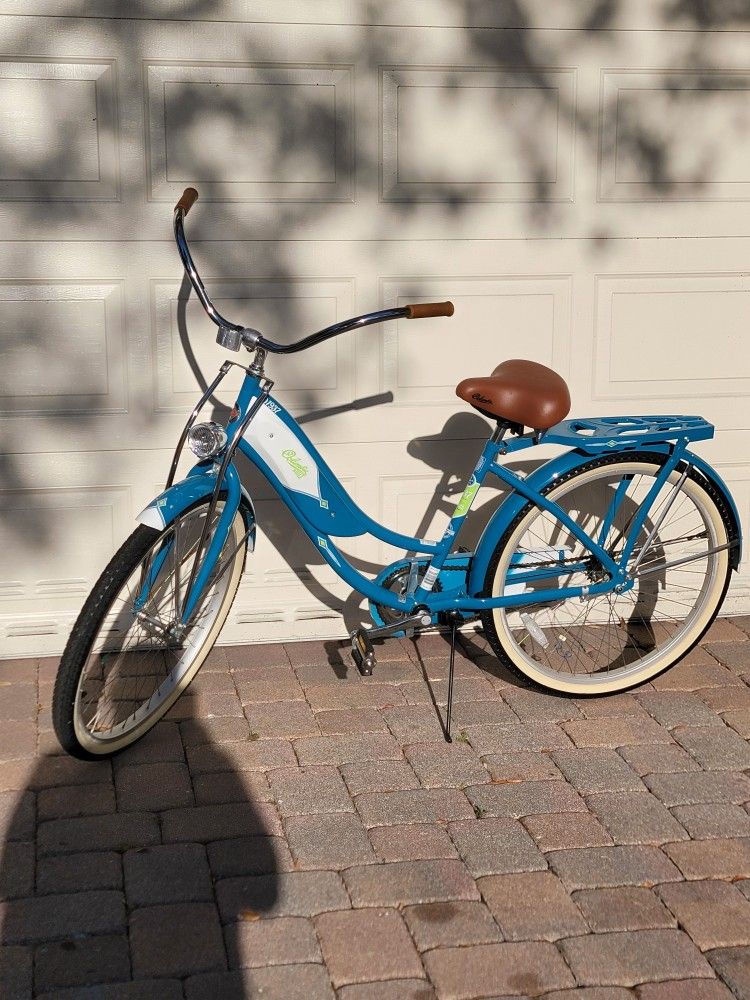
1, 2, 749, 656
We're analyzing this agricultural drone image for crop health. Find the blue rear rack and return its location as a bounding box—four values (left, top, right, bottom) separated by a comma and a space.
543, 415, 714, 453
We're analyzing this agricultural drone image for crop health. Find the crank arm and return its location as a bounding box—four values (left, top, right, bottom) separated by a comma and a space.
367, 609, 433, 642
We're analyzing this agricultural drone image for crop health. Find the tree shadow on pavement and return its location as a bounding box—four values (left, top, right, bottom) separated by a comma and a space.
0, 652, 283, 998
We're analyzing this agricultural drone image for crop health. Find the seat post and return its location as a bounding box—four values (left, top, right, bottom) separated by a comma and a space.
491, 422, 511, 444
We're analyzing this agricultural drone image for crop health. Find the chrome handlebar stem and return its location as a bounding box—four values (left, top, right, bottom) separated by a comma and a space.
173, 206, 410, 355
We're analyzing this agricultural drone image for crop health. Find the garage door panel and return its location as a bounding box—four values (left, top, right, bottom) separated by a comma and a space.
145, 62, 354, 205
0, 57, 119, 203
0, 463, 136, 658
593, 273, 750, 401
380, 66, 575, 204
377, 468, 503, 567
0, 485, 131, 601
0, 242, 149, 457
151, 277, 355, 413
2, 10, 750, 654
379, 276, 571, 405
248, 498, 350, 589
599, 70, 750, 202
0, 279, 126, 416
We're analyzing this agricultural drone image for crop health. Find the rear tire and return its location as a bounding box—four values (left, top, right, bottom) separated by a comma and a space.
480, 453, 733, 694
53, 500, 246, 758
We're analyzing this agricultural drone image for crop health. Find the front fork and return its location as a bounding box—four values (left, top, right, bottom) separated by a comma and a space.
136, 370, 272, 629
134, 463, 244, 627
171, 367, 271, 625
180, 464, 243, 622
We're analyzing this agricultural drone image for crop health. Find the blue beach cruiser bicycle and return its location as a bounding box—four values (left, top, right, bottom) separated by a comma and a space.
53, 189, 742, 758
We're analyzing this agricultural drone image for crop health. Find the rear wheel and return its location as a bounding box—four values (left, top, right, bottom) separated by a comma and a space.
481, 454, 733, 694
53, 499, 246, 758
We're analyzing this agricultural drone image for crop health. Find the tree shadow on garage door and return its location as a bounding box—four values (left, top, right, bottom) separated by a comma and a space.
1, 0, 744, 536
1, 2, 748, 994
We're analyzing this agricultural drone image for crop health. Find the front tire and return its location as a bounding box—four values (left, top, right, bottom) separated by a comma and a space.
53, 499, 246, 758
480, 454, 734, 695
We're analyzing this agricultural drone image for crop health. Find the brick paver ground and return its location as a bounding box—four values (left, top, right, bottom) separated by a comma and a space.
1, 617, 750, 998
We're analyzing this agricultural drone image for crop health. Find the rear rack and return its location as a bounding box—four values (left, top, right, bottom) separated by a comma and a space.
543, 415, 714, 452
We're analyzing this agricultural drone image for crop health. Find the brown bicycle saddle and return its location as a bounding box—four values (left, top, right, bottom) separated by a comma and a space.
456, 359, 571, 430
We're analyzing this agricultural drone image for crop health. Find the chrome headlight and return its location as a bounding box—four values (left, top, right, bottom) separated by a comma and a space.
187, 421, 228, 460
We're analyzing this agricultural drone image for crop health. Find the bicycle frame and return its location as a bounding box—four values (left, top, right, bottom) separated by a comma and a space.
135, 188, 741, 632
59, 185, 746, 760
137, 362, 741, 629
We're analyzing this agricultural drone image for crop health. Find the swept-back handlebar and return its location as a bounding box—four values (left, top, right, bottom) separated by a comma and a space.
173, 187, 454, 355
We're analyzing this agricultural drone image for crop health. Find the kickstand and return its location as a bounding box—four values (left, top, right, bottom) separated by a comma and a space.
444, 616, 457, 743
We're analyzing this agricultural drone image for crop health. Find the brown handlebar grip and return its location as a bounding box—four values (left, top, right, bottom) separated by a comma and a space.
175, 187, 199, 215
404, 301, 455, 319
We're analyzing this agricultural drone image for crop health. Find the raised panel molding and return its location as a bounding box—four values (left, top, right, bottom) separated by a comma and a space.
377, 462, 505, 564
599, 70, 750, 202
0, 59, 118, 202
593, 273, 750, 408
241, 478, 357, 588
0, 280, 126, 415
380, 66, 575, 203
379, 276, 571, 404
151, 277, 355, 412
0, 485, 131, 608
0, 484, 131, 655
378, 472, 450, 562
145, 62, 354, 203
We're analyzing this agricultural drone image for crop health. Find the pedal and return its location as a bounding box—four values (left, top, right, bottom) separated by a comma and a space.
350, 628, 377, 676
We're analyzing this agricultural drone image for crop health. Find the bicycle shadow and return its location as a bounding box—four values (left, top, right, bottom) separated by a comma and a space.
0, 657, 282, 998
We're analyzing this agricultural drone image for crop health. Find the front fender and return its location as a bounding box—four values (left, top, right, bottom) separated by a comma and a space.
136, 462, 256, 552
467, 444, 742, 597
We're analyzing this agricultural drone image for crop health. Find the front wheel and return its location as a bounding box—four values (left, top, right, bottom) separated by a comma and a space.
481, 453, 734, 695
53, 499, 247, 758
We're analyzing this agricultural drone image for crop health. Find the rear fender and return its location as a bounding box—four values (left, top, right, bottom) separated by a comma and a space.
668, 447, 741, 569
631, 444, 741, 569
467, 444, 741, 598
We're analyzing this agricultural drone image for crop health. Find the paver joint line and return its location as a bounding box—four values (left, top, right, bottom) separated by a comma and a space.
2, 619, 750, 998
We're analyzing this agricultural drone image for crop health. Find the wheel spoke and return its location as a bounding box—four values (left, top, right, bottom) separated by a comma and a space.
71, 501, 244, 749
488, 458, 728, 692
